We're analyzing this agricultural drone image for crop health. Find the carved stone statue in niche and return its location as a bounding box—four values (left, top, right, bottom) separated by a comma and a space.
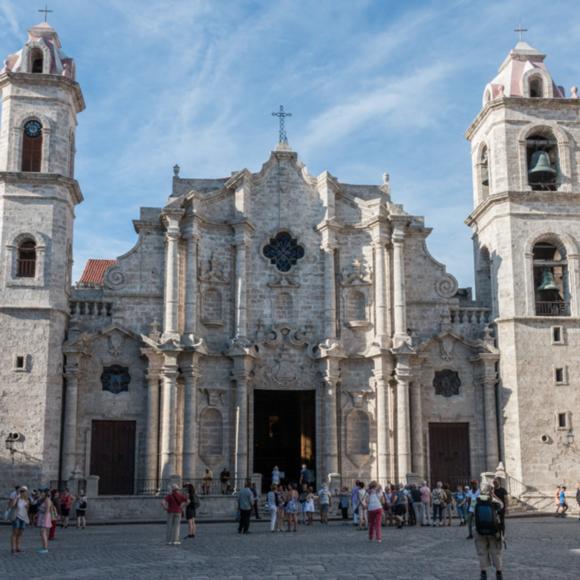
101, 365, 131, 394
433, 369, 461, 397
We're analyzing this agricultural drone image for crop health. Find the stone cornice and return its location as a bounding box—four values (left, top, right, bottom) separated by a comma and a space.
0, 171, 83, 205
466, 189, 580, 226
0, 71, 85, 113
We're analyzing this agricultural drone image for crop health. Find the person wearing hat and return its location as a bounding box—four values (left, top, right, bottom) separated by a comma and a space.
9, 486, 30, 554
473, 482, 504, 580
161, 484, 188, 545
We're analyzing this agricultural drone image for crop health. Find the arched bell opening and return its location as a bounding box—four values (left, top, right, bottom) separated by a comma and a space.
526, 130, 559, 191
533, 241, 570, 316
529, 76, 544, 98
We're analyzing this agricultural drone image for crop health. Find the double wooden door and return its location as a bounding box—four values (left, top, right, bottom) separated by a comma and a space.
90, 420, 136, 495
428, 422, 471, 487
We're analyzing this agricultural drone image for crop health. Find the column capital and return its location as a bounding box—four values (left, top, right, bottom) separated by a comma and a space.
161, 209, 184, 233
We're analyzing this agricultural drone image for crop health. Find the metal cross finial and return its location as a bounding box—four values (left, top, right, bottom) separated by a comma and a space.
272, 105, 292, 145
514, 24, 528, 42
38, 3, 53, 22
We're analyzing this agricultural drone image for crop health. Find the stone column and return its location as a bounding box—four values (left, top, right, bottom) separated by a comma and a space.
410, 381, 425, 477
233, 371, 249, 481
373, 239, 388, 342
374, 372, 388, 483
144, 365, 161, 485
322, 374, 339, 477
392, 223, 407, 345
322, 245, 337, 340
483, 376, 499, 471
159, 357, 179, 479
162, 211, 183, 340
183, 230, 199, 340
182, 361, 200, 481
395, 362, 412, 481
61, 361, 80, 480
233, 227, 251, 341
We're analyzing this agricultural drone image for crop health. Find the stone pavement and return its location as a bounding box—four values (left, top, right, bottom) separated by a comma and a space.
0, 517, 578, 579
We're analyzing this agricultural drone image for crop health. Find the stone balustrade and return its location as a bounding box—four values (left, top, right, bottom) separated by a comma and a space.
70, 300, 113, 318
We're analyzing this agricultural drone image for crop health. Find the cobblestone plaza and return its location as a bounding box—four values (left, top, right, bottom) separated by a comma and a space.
0, 517, 578, 579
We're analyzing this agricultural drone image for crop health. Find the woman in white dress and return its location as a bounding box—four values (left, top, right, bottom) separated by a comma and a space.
304, 489, 315, 525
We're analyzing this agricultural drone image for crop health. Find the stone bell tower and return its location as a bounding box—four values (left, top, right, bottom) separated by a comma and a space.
0, 22, 84, 487
465, 39, 580, 491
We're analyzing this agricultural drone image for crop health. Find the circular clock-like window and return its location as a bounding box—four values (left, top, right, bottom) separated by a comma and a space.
24, 120, 42, 138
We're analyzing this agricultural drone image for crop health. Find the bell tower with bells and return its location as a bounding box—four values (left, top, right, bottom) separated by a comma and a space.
0, 20, 84, 484
466, 34, 580, 490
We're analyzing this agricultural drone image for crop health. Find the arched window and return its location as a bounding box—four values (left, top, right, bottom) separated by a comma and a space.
21, 120, 43, 172
17, 239, 36, 277
533, 241, 570, 316
346, 410, 370, 455
529, 76, 543, 98
480, 145, 490, 199
347, 289, 366, 321
30, 48, 44, 73
199, 408, 223, 457
476, 247, 492, 308
275, 292, 293, 321
527, 130, 558, 191
202, 288, 222, 322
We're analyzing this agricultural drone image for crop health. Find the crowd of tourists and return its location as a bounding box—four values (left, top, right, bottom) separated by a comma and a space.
5, 485, 88, 554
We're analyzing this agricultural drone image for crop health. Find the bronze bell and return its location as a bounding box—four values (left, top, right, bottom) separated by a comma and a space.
529, 150, 557, 184
481, 165, 489, 187
537, 269, 559, 292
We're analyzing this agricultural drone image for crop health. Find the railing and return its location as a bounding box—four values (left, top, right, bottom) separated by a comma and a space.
449, 307, 491, 325
535, 301, 570, 316
504, 474, 528, 500
70, 300, 113, 318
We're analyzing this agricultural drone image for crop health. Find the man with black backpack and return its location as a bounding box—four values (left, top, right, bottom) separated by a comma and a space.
474, 482, 504, 580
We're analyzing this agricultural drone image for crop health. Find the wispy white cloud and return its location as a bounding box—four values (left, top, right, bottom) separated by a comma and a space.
0, 0, 21, 39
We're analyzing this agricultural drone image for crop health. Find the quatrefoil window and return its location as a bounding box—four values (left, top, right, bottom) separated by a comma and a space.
263, 232, 305, 272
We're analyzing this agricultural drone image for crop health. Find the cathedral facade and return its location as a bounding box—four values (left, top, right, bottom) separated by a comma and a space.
1, 23, 577, 498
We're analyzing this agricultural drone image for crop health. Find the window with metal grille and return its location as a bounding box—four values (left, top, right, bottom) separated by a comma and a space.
17, 240, 36, 277
21, 120, 43, 172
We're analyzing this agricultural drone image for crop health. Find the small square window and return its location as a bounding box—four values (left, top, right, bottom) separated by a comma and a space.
14, 355, 30, 372
552, 326, 564, 344
558, 413, 567, 429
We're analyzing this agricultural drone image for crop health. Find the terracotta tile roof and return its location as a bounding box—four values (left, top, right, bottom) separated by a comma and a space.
78, 259, 117, 287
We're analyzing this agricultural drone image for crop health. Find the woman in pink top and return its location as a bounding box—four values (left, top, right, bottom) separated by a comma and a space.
36, 489, 53, 554
365, 481, 385, 542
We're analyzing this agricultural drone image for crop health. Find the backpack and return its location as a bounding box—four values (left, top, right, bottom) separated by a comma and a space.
474, 498, 502, 536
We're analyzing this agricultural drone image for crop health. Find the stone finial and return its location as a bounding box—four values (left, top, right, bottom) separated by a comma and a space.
571, 86, 578, 99
148, 319, 161, 341
173, 164, 180, 177
382, 172, 390, 185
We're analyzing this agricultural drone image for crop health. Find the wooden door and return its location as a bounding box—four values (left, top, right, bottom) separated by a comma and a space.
90, 420, 136, 495
428, 422, 471, 487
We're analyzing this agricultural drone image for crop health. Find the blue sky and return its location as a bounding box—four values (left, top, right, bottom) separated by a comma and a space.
1, 0, 579, 287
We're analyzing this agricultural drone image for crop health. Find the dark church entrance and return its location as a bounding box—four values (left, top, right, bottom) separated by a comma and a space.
428, 422, 471, 487
90, 420, 136, 495
254, 389, 315, 489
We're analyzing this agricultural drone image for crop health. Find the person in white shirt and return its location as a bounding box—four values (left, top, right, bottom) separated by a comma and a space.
466, 480, 481, 539
9, 486, 30, 554
266, 484, 278, 532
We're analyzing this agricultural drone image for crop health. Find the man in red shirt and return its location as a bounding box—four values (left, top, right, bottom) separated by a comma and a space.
162, 484, 188, 545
